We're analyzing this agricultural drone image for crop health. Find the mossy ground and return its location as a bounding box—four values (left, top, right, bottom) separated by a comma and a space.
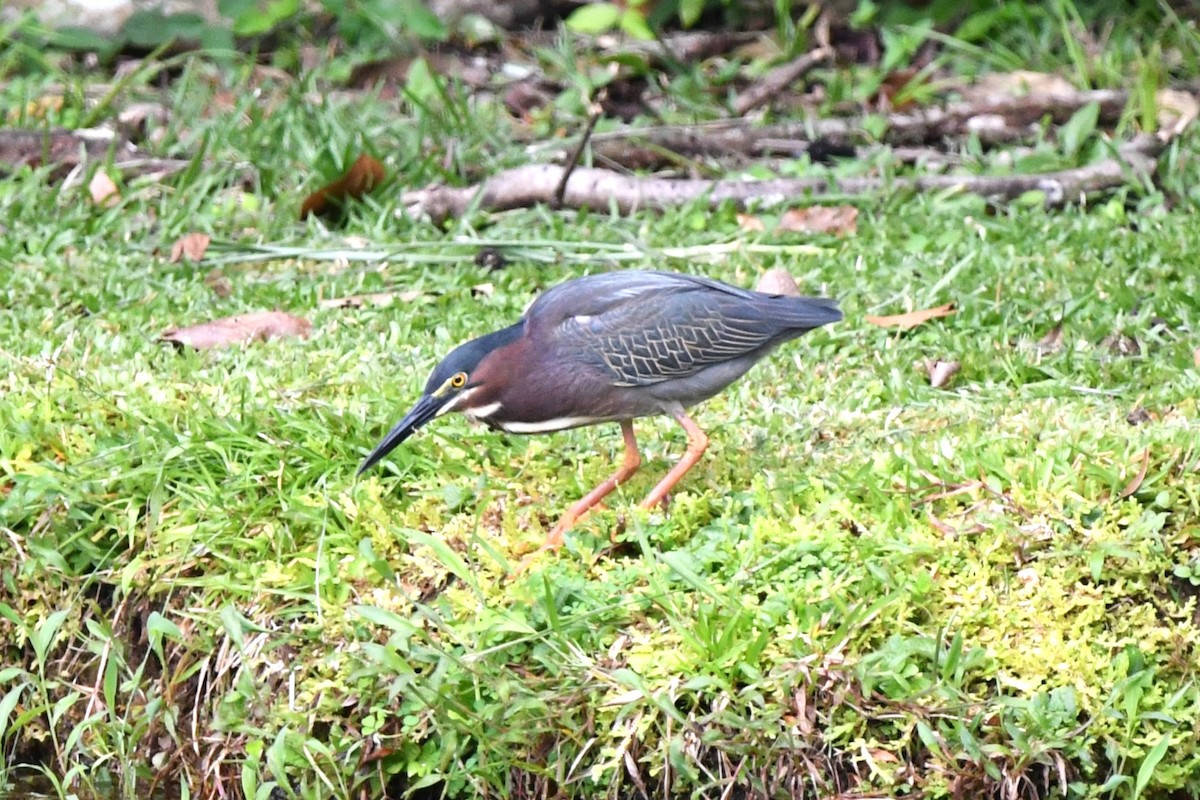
3, 12, 1200, 800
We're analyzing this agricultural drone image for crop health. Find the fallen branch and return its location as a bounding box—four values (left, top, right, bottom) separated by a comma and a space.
579, 88, 1130, 167
615, 30, 766, 67
0, 128, 208, 183
0, 128, 133, 175
878, 87, 1129, 143
404, 135, 1163, 222
733, 46, 835, 116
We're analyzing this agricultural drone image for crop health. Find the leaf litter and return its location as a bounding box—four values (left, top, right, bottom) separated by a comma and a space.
161, 311, 312, 349
1119, 449, 1151, 498
170, 233, 212, 263
737, 205, 858, 236
300, 154, 387, 219
88, 169, 120, 207
1036, 323, 1065, 354
755, 268, 802, 296
865, 303, 956, 330
319, 290, 428, 309
779, 205, 859, 236
925, 358, 961, 389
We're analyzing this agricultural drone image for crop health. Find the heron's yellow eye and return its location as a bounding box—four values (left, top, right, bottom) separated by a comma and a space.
450, 372, 467, 388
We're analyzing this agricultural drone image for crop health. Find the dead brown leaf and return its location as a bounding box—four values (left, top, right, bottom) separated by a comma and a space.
779, 205, 858, 236
825, 23, 882, 66
319, 291, 425, 309
736, 212, 766, 232
474, 247, 507, 271
599, 75, 650, 123
1119, 448, 1150, 498
211, 91, 238, 112
300, 154, 387, 219
161, 311, 311, 349
755, 268, 800, 296
89, 170, 120, 207
504, 79, 558, 120
170, 232, 211, 263
204, 269, 233, 298
927, 511, 956, 537
926, 358, 961, 389
1100, 332, 1141, 357
866, 303, 956, 330
1036, 324, 1064, 354
117, 101, 170, 142
1126, 406, 1154, 426
876, 68, 925, 110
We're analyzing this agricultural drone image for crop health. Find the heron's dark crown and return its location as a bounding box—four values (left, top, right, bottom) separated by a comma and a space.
424, 321, 524, 394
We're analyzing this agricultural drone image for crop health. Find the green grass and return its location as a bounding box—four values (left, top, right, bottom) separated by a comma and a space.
3, 7, 1200, 799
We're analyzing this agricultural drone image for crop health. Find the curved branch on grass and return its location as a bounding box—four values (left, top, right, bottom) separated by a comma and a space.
403, 135, 1164, 222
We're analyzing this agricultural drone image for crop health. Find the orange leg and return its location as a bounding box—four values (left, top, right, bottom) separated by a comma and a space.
638, 409, 708, 510
542, 420, 642, 551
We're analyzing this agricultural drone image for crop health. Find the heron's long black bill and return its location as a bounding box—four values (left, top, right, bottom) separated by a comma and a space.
357, 394, 444, 475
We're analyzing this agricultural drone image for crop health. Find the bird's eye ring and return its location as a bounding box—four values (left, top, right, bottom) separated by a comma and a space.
450, 372, 467, 388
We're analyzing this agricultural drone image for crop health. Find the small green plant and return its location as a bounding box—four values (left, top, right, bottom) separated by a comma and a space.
565, 0, 654, 40
1173, 560, 1200, 587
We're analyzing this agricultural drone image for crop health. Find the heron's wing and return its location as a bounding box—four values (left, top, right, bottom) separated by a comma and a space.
534, 271, 840, 387
525, 271, 733, 319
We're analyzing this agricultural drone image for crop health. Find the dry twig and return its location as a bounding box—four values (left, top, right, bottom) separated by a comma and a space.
581, 89, 1130, 167
405, 135, 1164, 222
733, 46, 835, 116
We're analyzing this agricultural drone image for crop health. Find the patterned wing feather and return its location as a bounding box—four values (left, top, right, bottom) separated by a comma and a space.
552, 282, 835, 387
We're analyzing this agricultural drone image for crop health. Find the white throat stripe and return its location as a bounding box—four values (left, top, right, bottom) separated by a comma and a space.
438, 388, 475, 415
498, 417, 601, 433
467, 401, 502, 419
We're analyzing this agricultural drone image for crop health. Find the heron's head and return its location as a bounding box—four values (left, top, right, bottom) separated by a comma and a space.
357, 322, 523, 474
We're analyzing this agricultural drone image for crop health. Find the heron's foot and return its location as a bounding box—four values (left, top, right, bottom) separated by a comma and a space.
511, 534, 563, 576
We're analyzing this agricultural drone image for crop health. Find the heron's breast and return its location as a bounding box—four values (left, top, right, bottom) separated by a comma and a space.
470, 336, 661, 430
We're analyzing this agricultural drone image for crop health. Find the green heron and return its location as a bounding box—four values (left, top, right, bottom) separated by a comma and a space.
359, 270, 841, 550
